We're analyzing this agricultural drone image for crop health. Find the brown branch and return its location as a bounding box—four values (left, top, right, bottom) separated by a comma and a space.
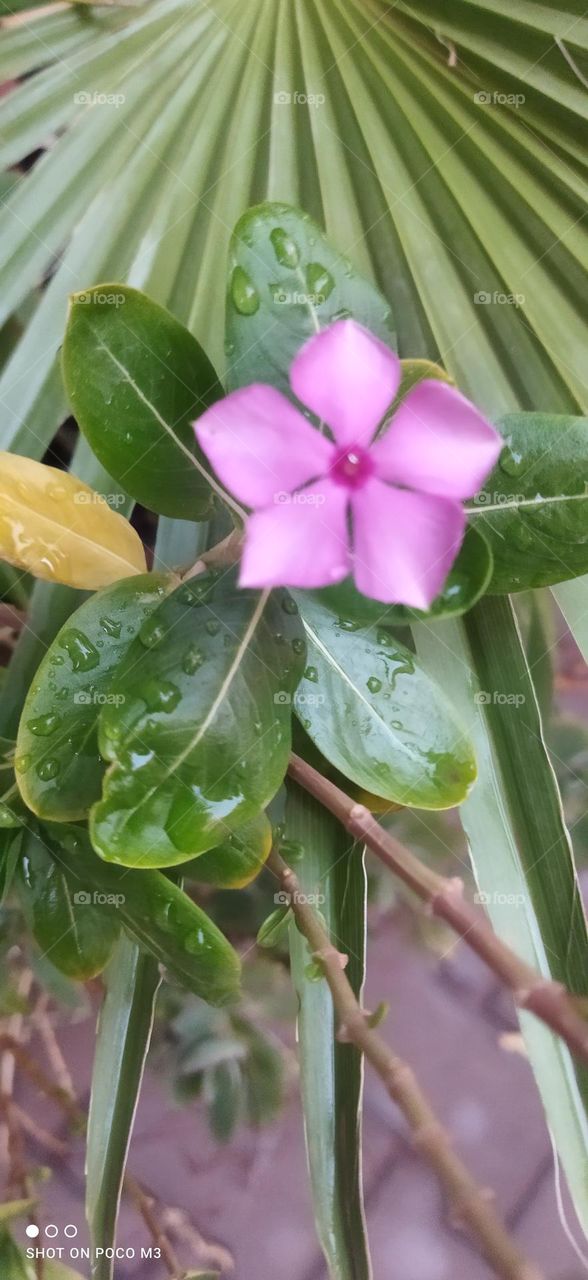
125, 1175, 182, 1278
270, 849, 541, 1280
287, 753, 588, 1066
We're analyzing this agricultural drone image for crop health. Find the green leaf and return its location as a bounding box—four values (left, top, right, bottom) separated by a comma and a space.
226, 201, 395, 393
313, 526, 493, 626
0, 1227, 29, 1279
256, 905, 291, 949
86, 935, 160, 1280
19, 830, 120, 980
43, 824, 241, 1005
15, 573, 171, 822
414, 599, 588, 1232
91, 572, 305, 866
286, 781, 371, 1280
183, 813, 272, 888
295, 595, 476, 809
62, 285, 224, 521
471, 413, 588, 592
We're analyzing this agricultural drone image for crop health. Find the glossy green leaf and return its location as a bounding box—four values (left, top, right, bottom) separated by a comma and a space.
226, 202, 395, 393
183, 813, 273, 887
313, 526, 493, 626
62, 285, 223, 520
414, 599, 588, 1232
18, 830, 120, 980
256, 905, 291, 949
295, 595, 476, 809
87, 935, 160, 1280
471, 413, 588, 592
91, 572, 305, 866
15, 573, 171, 821
43, 823, 241, 1005
286, 781, 371, 1280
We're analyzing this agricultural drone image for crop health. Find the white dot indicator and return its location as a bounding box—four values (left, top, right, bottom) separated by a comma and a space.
25, 1225, 40, 1239
46, 1225, 59, 1238
64, 1225, 78, 1239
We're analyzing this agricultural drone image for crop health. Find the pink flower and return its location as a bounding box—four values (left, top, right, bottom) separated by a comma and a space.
194, 320, 502, 608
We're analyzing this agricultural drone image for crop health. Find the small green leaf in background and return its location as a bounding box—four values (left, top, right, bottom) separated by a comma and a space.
225, 202, 395, 393
62, 285, 224, 521
183, 813, 272, 888
18, 831, 120, 980
0, 1199, 37, 1224
286, 781, 371, 1280
91, 573, 305, 866
86, 936, 161, 1280
43, 825, 241, 1006
295, 595, 476, 809
471, 413, 588, 592
313, 526, 493, 625
15, 574, 171, 821
256, 905, 292, 949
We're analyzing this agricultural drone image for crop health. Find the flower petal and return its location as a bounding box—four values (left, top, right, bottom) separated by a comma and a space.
371, 380, 502, 499
194, 385, 335, 509
290, 320, 400, 448
239, 480, 350, 589
350, 479, 466, 608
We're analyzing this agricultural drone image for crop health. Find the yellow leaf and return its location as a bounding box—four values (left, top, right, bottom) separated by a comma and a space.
0, 453, 146, 588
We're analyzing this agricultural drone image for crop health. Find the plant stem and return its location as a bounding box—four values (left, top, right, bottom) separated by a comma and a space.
287, 753, 588, 1067
269, 849, 541, 1280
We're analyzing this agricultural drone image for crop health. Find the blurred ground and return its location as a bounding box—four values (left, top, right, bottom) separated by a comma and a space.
12, 910, 585, 1280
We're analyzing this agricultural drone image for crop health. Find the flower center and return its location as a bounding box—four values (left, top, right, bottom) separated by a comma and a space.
330, 445, 374, 490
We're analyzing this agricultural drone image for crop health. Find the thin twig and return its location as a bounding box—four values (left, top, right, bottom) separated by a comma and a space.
287, 754, 588, 1066
270, 849, 541, 1280
125, 1175, 182, 1278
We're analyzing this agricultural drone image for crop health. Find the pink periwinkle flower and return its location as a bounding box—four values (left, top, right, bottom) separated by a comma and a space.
194, 320, 502, 608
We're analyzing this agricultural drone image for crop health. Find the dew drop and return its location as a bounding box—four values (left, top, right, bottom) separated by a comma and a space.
281, 596, 298, 615
36, 758, 60, 781
206, 619, 220, 637
306, 262, 335, 301
27, 712, 61, 737
100, 616, 122, 639
367, 676, 382, 694
499, 444, 524, 477
304, 665, 319, 683
59, 629, 100, 672
231, 265, 260, 315
182, 645, 204, 675
139, 618, 166, 649
291, 638, 305, 654
270, 226, 300, 268
15, 754, 32, 774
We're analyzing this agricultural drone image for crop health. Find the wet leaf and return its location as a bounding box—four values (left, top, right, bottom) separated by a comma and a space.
91, 572, 305, 866
471, 413, 588, 591
183, 813, 272, 888
62, 285, 223, 520
15, 574, 171, 821
0, 453, 146, 589
18, 830, 119, 980
296, 595, 476, 809
225, 202, 395, 394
